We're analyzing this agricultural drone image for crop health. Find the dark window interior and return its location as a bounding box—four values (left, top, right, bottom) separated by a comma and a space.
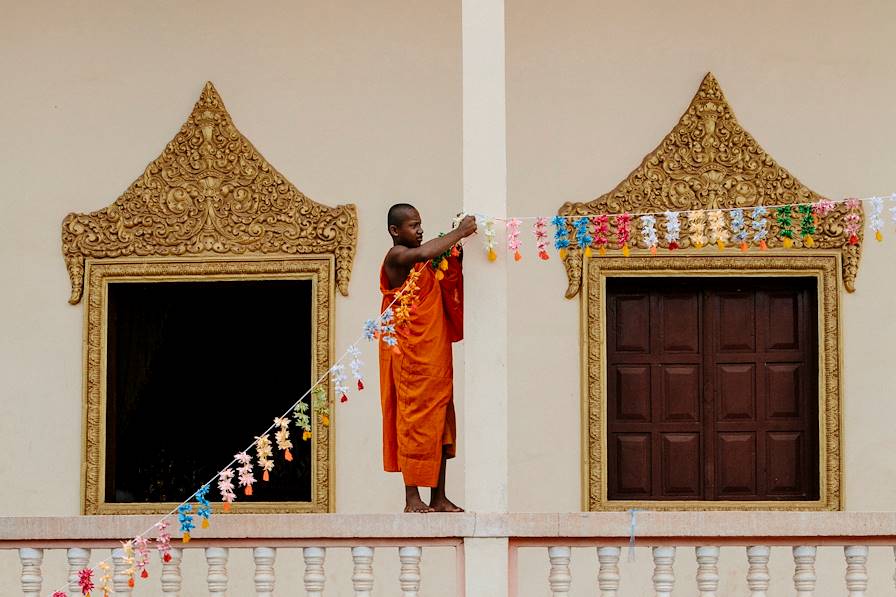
105, 279, 313, 503
606, 277, 819, 502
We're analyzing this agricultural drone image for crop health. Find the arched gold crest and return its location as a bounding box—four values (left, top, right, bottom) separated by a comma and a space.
558, 73, 862, 298
61, 82, 358, 304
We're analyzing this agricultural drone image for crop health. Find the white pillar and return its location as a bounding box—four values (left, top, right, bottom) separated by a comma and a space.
746, 545, 770, 597
462, 0, 509, 596
844, 546, 868, 597
399, 546, 422, 597
160, 548, 182, 596
652, 546, 675, 597
253, 547, 276, 597
597, 546, 621, 597
67, 548, 91, 596
792, 546, 817, 597
548, 547, 572, 596
205, 547, 229, 597
302, 547, 326, 597
351, 546, 375, 597
695, 546, 720, 597
18, 548, 43, 597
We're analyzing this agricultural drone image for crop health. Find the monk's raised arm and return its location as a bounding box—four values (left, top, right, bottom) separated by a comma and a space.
387, 216, 477, 269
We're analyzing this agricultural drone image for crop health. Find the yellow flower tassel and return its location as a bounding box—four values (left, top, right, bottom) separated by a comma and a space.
487, 247, 497, 262
439, 258, 449, 270
804, 235, 815, 247
876, 230, 883, 242
435, 269, 444, 281
559, 248, 567, 260
783, 237, 793, 249
622, 244, 630, 257
716, 240, 725, 250
182, 532, 191, 543
598, 246, 606, 256
584, 246, 592, 258
302, 430, 312, 441
322, 414, 330, 427
201, 518, 210, 529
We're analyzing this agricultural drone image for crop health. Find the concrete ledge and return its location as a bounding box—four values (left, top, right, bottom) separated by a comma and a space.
2, 512, 896, 545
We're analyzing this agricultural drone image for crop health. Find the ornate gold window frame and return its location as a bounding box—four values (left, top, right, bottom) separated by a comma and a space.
61, 83, 357, 514
581, 253, 842, 511
82, 256, 334, 514
559, 74, 857, 511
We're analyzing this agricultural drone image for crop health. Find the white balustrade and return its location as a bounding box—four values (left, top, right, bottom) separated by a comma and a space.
352, 546, 375, 597
253, 547, 276, 597
18, 548, 43, 597
303, 546, 326, 597
652, 546, 675, 597
206, 546, 229, 597
793, 546, 817, 597
111, 547, 134, 596
746, 545, 770, 597
547, 546, 571, 596
66, 547, 90, 596
696, 546, 720, 597
597, 546, 620, 597
399, 545, 423, 597
160, 547, 182, 596
844, 545, 868, 597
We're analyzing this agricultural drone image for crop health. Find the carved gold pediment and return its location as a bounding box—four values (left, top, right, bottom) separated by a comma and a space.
558, 73, 862, 298
62, 82, 358, 304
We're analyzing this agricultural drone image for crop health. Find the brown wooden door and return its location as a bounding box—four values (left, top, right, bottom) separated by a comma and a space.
606, 277, 819, 502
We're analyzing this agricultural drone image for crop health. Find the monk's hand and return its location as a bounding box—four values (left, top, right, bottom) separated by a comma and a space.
457, 215, 477, 237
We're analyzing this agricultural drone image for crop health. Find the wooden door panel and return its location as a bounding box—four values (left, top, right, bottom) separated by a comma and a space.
610, 365, 652, 422
610, 433, 652, 497
766, 431, 805, 495
716, 363, 756, 421
716, 292, 756, 352
660, 365, 701, 422
660, 292, 700, 353
661, 432, 702, 497
766, 291, 801, 350
766, 362, 803, 419
612, 294, 650, 353
716, 432, 757, 497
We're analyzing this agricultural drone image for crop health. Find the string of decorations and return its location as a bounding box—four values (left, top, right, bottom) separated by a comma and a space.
465, 194, 896, 261
47, 270, 426, 597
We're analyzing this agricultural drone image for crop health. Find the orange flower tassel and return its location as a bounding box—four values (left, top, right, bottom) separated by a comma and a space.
740, 241, 749, 252
514, 250, 522, 261
128, 578, 135, 588
262, 470, 270, 482
245, 485, 253, 496
759, 240, 768, 250
222, 502, 231, 513
285, 449, 293, 461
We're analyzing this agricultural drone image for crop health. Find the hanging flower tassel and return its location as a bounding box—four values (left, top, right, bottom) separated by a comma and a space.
484, 218, 497, 261
533, 217, 550, 260
573, 217, 593, 257
797, 204, 816, 247
348, 345, 364, 392
294, 399, 312, 442
551, 215, 570, 259
78, 568, 95, 596
195, 483, 212, 529
869, 196, 884, 242
96, 561, 112, 597
156, 520, 173, 562
121, 541, 136, 588
506, 218, 522, 261
53, 592, 68, 597
615, 213, 632, 256
844, 198, 862, 245
730, 208, 748, 251
707, 210, 730, 250
274, 416, 293, 462
235, 451, 256, 497
751, 206, 769, 250
362, 318, 379, 341
331, 362, 349, 404
663, 211, 681, 250
687, 211, 707, 249
313, 385, 331, 428
592, 215, 610, 255
177, 504, 195, 543
255, 434, 274, 482
639, 215, 658, 254
134, 535, 151, 580
217, 468, 236, 512
775, 206, 794, 248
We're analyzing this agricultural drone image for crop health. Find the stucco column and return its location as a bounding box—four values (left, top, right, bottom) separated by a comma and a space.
462, 0, 509, 595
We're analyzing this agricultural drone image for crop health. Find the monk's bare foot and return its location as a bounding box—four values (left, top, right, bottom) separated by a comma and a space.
405, 494, 434, 513
429, 496, 464, 512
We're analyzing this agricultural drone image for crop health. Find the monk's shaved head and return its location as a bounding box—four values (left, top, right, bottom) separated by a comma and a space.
387, 203, 418, 229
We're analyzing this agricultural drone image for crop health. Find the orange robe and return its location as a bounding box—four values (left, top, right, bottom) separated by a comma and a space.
379, 255, 463, 487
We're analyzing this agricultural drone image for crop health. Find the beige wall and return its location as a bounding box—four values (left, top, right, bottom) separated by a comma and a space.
3, 0, 896, 594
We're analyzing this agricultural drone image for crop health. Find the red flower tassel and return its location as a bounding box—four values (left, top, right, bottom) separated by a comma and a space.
357, 379, 364, 391
141, 569, 149, 579
340, 394, 348, 403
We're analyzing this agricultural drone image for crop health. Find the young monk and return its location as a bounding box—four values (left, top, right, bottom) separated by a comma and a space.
380, 204, 477, 512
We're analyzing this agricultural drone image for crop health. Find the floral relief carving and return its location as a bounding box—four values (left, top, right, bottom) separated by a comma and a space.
62, 82, 357, 304
559, 73, 862, 298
